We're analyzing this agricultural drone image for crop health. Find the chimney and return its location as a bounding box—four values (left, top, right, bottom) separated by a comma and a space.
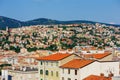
100, 73, 104, 77
108, 73, 114, 78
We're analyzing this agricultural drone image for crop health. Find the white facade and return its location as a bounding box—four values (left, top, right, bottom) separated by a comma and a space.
60, 61, 120, 80
112, 76, 120, 80
80, 61, 100, 80
99, 61, 119, 77
8, 70, 39, 80
2, 70, 8, 80
2, 67, 39, 80
60, 68, 80, 80
89, 50, 97, 54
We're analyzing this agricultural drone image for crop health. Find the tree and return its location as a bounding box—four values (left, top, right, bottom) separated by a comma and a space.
10, 46, 20, 53
111, 36, 117, 41
27, 47, 37, 52
46, 44, 58, 51
32, 32, 37, 37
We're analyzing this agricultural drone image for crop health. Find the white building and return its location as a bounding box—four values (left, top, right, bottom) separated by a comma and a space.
60, 59, 119, 80
2, 70, 8, 80
2, 66, 39, 80
112, 76, 120, 80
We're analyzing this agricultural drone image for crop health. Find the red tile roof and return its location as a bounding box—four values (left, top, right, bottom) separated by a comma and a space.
60, 59, 94, 69
36, 53, 72, 61
83, 75, 112, 80
82, 47, 97, 51
84, 52, 111, 59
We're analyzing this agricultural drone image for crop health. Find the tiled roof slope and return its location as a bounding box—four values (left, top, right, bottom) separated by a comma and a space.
84, 52, 111, 59
60, 59, 94, 69
36, 53, 72, 61
83, 75, 112, 80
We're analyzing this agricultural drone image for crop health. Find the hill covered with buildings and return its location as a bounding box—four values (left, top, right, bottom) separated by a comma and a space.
0, 23, 120, 53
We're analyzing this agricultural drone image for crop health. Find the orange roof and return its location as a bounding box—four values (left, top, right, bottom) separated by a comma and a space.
82, 47, 97, 51
60, 59, 94, 69
84, 52, 111, 59
83, 75, 112, 80
36, 53, 72, 61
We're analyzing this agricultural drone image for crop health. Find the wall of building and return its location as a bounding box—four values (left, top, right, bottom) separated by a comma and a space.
1, 70, 8, 80
112, 76, 120, 80
99, 61, 119, 77
39, 61, 60, 80
38, 54, 75, 80
80, 61, 119, 80
89, 50, 97, 53
99, 54, 113, 61
60, 61, 102, 80
114, 50, 120, 57
8, 70, 38, 80
60, 68, 80, 80
59, 54, 75, 66
80, 61, 100, 80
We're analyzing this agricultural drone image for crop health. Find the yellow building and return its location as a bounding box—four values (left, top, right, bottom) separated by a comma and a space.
36, 53, 75, 80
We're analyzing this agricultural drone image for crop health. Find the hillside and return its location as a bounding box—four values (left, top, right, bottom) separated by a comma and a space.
0, 16, 23, 29
0, 16, 120, 29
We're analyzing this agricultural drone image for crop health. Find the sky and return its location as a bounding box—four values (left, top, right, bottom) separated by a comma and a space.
0, 0, 120, 24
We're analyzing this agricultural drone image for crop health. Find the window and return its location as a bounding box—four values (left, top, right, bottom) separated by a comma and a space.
51, 71, 53, 76
40, 70, 43, 74
68, 78, 71, 80
41, 61, 43, 65
75, 79, 77, 80
62, 69, 64, 73
3, 78, 5, 80
75, 70, 77, 75
68, 69, 70, 74
62, 77, 64, 80
45, 70, 49, 75
56, 71, 58, 77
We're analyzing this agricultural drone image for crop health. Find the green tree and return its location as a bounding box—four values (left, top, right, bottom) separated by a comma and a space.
46, 44, 58, 51
27, 47, 37, 52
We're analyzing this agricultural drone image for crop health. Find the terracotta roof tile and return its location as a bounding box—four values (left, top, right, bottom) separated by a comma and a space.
82, 47, 97, 51
60, 59, 94, 69
83, 75, 112, 80
36, 53, 72, 61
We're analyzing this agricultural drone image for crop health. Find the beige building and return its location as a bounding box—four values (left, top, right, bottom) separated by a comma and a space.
60, 58, 119, 80
36, 53, 75, 80
114, 48, 120, 57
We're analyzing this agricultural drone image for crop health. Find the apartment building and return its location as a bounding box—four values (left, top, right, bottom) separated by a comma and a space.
60, 59, 119, 80
36, 53, 75, 80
